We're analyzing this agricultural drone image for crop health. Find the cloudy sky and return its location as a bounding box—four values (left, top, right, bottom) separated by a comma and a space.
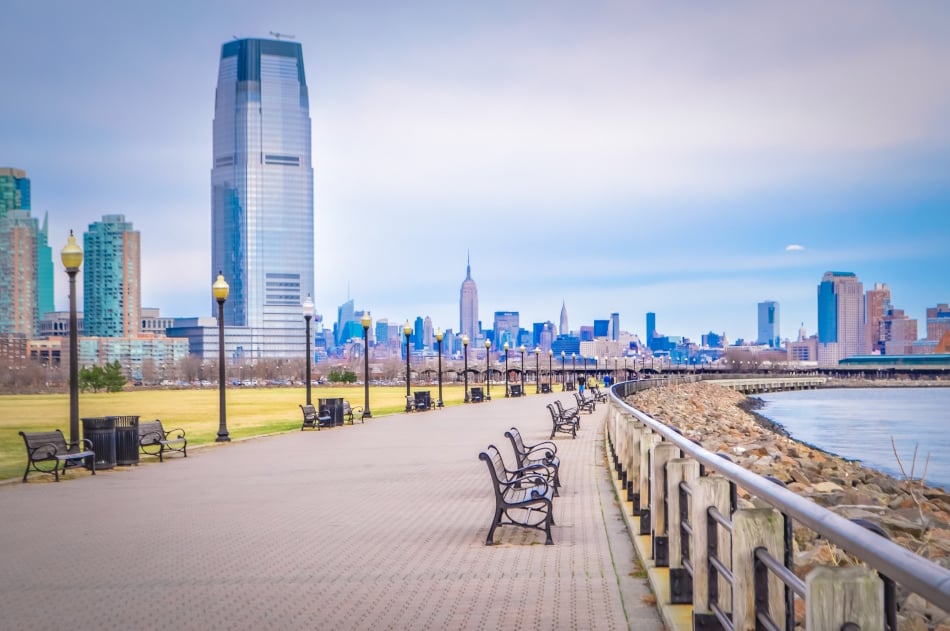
3, 1, 949, 343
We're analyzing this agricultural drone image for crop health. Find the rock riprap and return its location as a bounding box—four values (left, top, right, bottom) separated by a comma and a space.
626, 381, 950, 629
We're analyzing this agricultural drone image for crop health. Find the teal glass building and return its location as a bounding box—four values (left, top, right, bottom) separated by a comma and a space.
83, 214, 141, 338
211, 38, 314, 358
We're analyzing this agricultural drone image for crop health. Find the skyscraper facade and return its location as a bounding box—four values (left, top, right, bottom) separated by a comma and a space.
0, 209, 38, 336
459, 255, 478, 340
646, 312, 656, 350
83, 214, 141, 338
559, 301, 569, 337
817, 271, 865, 366
865, 282, 891, 354
211, 38, 314, 358
609, 312, 620, 342
756, 300, 780, 347
0, 167, 30, 216
492, 311, 519, 348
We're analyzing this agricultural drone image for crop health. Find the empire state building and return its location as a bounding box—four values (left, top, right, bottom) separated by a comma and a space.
459, 255, 478, 341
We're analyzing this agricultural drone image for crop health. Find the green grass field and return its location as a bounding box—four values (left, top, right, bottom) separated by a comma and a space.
1, 384, 477, 482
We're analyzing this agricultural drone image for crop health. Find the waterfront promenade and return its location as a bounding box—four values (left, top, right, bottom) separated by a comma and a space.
0, 393, 662, 630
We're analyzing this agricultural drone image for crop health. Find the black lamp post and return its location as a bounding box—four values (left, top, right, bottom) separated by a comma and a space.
519, 345, 526, 394
593, 355, 598, 386
435, 328, 444, 407
534, 347, 540, 393
484, 339, 491, 400
462, 335, 470, 403
548, 349, 553, 392
302, 294, 314, 406
503, 342, 510, 397
571, 352, 576, 390
213, 272, 230, 442
61, 231, 83, 449
583, 355, 588, 386
404, 321, 413, 412
361, 313, 372, 418
561, 350, 566, 391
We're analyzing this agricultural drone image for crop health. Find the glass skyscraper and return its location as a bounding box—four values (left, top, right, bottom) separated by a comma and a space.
211, 38, 314, 358
83, 214, 141, 338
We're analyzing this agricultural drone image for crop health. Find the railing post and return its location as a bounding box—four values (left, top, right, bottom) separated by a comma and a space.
806, 566, 884, 631
627, 422, 645, 504
639, 432, 659, 534
667, 458, 700, 604
691, 476, 732, 622
651, 442, 679, 566
732, 508, 785, 631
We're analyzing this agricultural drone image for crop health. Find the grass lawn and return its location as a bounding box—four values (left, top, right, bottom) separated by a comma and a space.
1, 384, 473, 482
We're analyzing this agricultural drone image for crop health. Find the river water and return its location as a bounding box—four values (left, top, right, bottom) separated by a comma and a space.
754, 387, 950, 490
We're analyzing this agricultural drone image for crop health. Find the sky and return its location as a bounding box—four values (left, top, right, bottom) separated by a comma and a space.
3, 0, 949, 344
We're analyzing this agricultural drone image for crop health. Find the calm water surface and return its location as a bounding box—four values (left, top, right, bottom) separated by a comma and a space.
755, 388, 950, 490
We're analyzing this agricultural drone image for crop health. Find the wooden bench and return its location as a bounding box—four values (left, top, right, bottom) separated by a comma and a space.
554, 399, 580, 428
505, 427, 560, 493
19, 430, 95, 482
479, 445, 556, 545
574, 391, 596, 413
546, 403, 578, 439
138, 420, 187, 462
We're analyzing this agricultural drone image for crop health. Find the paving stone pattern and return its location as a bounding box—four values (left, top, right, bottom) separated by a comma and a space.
0, 394, 662, 630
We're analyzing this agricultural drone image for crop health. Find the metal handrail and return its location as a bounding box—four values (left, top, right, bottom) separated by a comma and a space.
610, 379, 950, 611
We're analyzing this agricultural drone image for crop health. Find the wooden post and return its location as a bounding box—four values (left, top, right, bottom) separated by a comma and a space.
667, 458, 700, 568
690, 476, 731, 616
732, 508, 786, 631
651, 442, 679, 566
639, 432, 659, 533
806, 566, 884, 631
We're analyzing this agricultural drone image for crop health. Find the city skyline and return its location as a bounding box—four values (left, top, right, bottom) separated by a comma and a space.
2, 2, 949, 342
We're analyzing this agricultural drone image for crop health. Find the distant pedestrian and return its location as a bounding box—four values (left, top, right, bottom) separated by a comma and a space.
578, 377, 586, 395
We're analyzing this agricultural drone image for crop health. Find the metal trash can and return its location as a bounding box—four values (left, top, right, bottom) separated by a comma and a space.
113, 415, 140, 465
82, 417, 116, 470
319, 398, 344, 426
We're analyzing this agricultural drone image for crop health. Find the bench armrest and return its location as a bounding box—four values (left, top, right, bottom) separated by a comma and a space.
522, 445, 557, 463
163, 427, 186, 439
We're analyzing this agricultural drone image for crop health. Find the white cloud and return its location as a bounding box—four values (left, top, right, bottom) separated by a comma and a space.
786, 244, 805, 252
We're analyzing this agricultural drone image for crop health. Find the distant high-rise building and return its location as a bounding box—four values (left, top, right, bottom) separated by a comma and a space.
593, 319, 609, 338
83, 214, 141, 338
459, 254, 478, 340
36, 212, 53, 318
559, 301, 569, 336
0, 167, 30, 217
414, 316, 424, 350
335, 299, 354, 347
646, 312, 657, 349
757, 301, 780, 347
0, 210, 38, 336
211, 37, 314, 357
493, 311, 519, 349
609, 313, 620, 342
865, 283, 891, 354
926, 304, 950, 342
423, 316, 433, 351
817, 271, 865, 366
882, 308, 918, 355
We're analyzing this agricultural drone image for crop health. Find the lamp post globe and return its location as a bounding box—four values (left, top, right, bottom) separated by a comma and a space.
212, 272, 230, 442
435, 328, 444, 408
361, 312, 372, 418
302, 294, 315, 406
403, 321, 413, 412
484, 339, 491, 400
519, 345, 526, 394
503, 342, 510, 397
534, 347, 540, 393
61, 231, 83, 449
462, 335, 470, 403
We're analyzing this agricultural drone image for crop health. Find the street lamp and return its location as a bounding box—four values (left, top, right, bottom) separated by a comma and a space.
561, 350, 566, 391
302, 294, 314, 406
361, 312, 372, 418
594, 355, 598, 386
503, 342, 510, 397
212, 272, 230, 442
548, 349, 553, 393
571, 352, 576, 390
583, 355, 588, 385
404, 321, 413, 412
60, 231, 83, 449
435, 328, 444, 407
519, 345, 526, 395
462, 335, 470, 403
484, 339, 491, 400
534, 347, 540, 393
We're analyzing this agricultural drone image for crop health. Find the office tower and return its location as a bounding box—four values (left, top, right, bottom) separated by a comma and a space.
757, 301, 780, 347
646, 312, 656, 349
211, 37, 314, 357
375, 319, 390, 345
423, 316, 432, 350
493, 311, 519, 349
593, 319, 609, 338
817, 271, 865, 366
609, 313, 620, 342
559, 301, 569, 336
36, 212, 53, 318
927, 304, 950, 342
881, 308, 917, 355
335, 299, 354, 347
459, 254, 478, 341
865, 283, 891, 354
414, 316, 424, 350
0, 167, 30, 216
0, 210, 38, 336
83, 214, 141, 338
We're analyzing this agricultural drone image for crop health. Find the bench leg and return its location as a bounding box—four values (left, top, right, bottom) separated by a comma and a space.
486, 506, 503, 545
544, 512, 554, 545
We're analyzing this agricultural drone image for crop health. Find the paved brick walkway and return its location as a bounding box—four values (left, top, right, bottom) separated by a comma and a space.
0, 393, 662, 630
